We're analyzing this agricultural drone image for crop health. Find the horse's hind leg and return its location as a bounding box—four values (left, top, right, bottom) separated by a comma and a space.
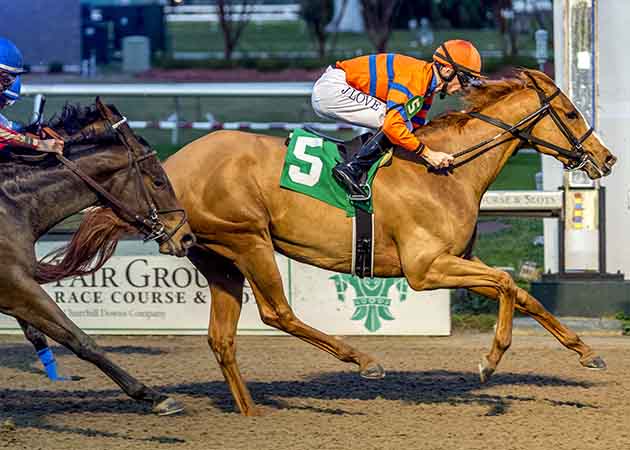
2, 272, 183, 415
19, 318, 48, 351
187, 247, 259, 416
236, 239, 383, 379
18, 318, 69, 381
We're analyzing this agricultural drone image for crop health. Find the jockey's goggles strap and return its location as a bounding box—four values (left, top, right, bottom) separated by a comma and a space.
435, 44, 481, 78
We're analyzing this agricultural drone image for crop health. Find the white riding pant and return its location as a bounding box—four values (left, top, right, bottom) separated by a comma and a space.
311, 66, 386, 130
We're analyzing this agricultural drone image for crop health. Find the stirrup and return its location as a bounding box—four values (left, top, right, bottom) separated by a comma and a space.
349, 184, 371, 201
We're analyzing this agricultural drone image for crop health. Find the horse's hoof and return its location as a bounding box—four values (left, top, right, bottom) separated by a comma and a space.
360, 362, 385, 379
52, 375, 83, 382
152, 397, 185, 416
581, 355, 607, 370
478, 358, 495, 383
1, 418, 16, 432
243, 406, 264, 417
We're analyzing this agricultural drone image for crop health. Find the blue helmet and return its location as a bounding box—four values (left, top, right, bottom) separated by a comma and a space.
2, 76, 21, 103
0, 37, 27, 75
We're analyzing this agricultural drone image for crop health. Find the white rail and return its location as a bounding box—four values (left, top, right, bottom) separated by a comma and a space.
165, 3, 301, 23
21, 82, 314, 98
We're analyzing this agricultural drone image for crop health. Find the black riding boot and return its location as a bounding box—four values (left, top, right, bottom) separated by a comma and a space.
332, 131, 389, 200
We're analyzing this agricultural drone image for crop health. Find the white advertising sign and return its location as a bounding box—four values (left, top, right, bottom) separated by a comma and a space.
0, 245, 450, 336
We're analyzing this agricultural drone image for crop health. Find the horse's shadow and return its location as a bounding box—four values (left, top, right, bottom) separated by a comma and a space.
0, 343, 601, 441
1, 369, 598, 433
168, 369, 599, 416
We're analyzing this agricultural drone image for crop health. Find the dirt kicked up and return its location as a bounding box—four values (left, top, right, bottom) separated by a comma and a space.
1, 333, 629, 450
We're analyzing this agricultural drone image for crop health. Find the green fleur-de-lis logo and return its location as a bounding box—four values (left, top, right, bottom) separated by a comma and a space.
330, 274, 409, 332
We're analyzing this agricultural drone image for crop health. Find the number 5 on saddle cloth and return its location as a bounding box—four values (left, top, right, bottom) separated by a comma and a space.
280, 128, 392, 278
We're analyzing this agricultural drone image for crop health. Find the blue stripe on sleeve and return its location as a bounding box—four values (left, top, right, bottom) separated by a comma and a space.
386, 100, 400, 110
394, 105, 413, 131
368, 55, 377, 97
393, 105, 408, 120
389, 82, 413, 100
386, 54, 395, 85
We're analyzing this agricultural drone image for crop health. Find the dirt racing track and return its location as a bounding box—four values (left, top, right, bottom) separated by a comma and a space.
1, 333, 629, 450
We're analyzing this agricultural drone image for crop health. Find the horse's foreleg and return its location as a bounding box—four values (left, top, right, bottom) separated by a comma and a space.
406, 253, 516, 383
237, 241, 384, 379
208, 272, 256, 414
2, 274, 183, 415
514, 287, 605, 369
188, 248, 259, 416
469, 274, 605, 370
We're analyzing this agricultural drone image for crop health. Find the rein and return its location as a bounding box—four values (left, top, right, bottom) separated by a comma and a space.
45, 115, 187, 244
452, 73, 596, 172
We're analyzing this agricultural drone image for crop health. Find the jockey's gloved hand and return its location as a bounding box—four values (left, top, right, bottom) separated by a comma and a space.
37, 138, 64, 154
416, 144, 454, 169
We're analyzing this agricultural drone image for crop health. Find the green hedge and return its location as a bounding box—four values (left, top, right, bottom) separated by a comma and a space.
617, 312, 630, 335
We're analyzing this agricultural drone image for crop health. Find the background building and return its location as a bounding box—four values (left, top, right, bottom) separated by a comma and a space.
1, 0, 82, 70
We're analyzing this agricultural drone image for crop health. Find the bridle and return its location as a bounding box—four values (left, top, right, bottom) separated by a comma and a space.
50, 111, 187, 244
452, 72, 598, 173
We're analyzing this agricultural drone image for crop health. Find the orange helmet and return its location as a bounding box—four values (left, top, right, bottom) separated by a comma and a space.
433, 40, 482, 77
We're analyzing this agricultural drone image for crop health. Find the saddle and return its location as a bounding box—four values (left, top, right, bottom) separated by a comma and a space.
283, 126, 384, 278
302, 125, 373, 162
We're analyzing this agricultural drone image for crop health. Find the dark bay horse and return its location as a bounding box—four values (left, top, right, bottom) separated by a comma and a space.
160, 70, 615, 415
2, 98, 195, 415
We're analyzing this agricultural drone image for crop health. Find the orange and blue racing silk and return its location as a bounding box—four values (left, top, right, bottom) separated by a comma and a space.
336, 54, 437, 151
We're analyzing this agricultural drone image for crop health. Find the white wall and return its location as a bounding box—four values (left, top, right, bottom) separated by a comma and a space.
544, 0, 567, 272
597, 1, 630, 276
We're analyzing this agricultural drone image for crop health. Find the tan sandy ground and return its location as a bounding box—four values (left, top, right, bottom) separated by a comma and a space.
1, 333, 629, 450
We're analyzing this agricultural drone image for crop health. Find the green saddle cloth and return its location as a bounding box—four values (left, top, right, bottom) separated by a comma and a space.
279, 128, 389, 217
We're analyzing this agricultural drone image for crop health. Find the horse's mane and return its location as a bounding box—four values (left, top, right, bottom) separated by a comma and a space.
47, 103, 102, 135
0, 103, 102, 159
426, 69, 535, 131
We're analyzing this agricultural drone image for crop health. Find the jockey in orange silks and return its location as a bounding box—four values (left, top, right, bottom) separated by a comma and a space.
311, 40, 484, 198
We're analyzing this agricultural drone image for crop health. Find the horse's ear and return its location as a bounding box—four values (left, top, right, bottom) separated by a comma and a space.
95, 96, 114, 121
94, 97, 147, 153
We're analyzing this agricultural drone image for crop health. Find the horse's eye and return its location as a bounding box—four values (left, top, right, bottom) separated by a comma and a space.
566, 110, 578, 120
153, 177, 166, 189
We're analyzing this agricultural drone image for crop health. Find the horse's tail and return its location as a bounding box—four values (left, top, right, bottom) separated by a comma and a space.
35, 208, 136, 284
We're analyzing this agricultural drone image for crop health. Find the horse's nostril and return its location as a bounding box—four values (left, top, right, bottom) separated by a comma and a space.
182, 233, 196, 248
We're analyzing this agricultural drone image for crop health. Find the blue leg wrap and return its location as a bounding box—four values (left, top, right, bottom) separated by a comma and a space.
37, 347, 62, 381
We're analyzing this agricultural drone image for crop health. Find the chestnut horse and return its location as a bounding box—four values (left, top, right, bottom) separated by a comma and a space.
4, 99, 195, 415
160, 70, 616, 415
20, 71, 617, 416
